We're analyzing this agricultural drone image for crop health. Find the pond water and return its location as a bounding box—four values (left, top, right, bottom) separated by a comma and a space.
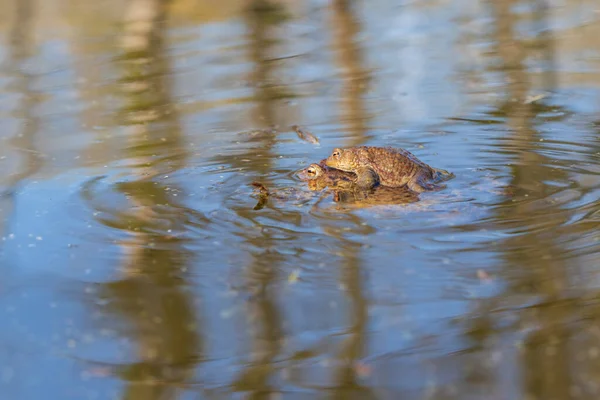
1, 0, 600, 398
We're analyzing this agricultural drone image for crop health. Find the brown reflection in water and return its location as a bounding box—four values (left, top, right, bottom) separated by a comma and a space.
463, 0, 577, 398
228, 1, 293, 397
212, 0, 295, 176
330, 0, 371, 146
0, 0, 43, 236
246, 0, 293, 127
327, 2, 374, 397
329, 239, 377, 400
83, 0, 201, 398
230, 251, 284, 398
222, 0, 297, 178
531, 0, 557, 91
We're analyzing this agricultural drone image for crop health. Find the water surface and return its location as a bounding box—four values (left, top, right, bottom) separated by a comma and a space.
1, 0, 600, 398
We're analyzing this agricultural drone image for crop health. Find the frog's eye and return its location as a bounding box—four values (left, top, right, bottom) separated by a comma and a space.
307, 167, 316, 175
332, 148, 342, 158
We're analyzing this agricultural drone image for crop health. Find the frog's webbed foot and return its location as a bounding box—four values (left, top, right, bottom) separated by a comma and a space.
408, 175, 446, 193
354, 167, 379, 190
432, 167, 455, 183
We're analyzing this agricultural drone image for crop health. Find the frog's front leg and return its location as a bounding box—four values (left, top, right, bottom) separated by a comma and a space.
354, 167, 379, 190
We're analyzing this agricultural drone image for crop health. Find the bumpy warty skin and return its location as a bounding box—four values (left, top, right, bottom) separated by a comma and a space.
299, 162, 421, 205
325, 146, 436, 187
298, 163, 356, 191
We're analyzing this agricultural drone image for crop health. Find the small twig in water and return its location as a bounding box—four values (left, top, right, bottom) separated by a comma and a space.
292, 125, 320, 144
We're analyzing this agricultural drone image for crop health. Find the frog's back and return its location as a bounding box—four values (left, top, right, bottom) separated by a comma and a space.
361, 146, 434, 187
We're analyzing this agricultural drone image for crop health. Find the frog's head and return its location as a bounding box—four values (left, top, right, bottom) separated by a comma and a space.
297, 163, 325, 181
325, 148, 356, 171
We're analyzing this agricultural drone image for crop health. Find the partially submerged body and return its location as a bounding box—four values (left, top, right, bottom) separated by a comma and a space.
298, 162, 420, 206
251, 149, 446, 210
250, 181, 316, 210
249, 161, 354, 209
325, 146, 454, 192
297, 160, 356, 191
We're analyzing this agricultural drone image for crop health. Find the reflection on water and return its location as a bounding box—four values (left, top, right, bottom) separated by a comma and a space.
90, 1, 201, 399
1, 0, 600, 398
0, 0, 43, 237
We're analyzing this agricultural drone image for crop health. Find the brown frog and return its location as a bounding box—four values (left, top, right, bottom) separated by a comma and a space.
251, 162, 356, 210
325, 146, 454, 192
297, 160, 356, 191
298, 162, 420, 206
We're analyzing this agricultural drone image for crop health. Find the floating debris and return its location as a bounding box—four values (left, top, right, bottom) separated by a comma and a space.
251, 181, 270, 210
251, 181, 270, 195
253, 195, 268, 210
292, 125, 320, 144
524, 93, 548, 104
